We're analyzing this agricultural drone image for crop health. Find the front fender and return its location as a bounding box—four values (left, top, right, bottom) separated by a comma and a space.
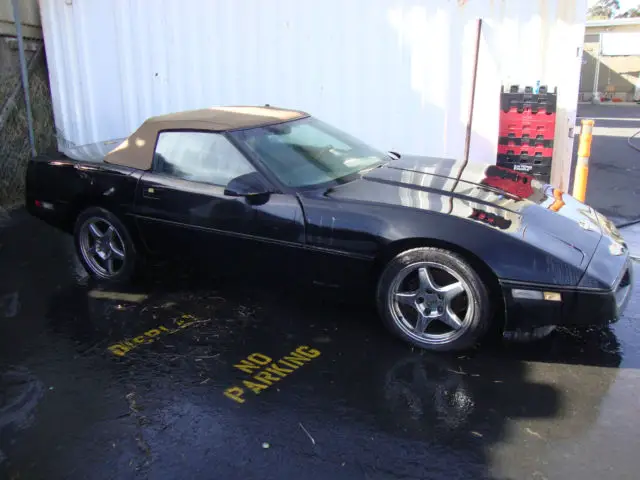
301, 195, 585, 287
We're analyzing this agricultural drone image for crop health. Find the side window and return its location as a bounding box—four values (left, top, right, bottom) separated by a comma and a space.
154, 131, 255, 186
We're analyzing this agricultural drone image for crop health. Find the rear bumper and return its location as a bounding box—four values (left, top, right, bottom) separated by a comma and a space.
26, 199, 73, 233
501, 258, 634, 330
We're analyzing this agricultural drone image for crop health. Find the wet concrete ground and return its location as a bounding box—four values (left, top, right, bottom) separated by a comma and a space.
1, 209, 640, 480
576, 103, 640, 223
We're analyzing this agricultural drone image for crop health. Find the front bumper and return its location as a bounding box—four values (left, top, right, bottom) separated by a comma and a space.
502, 208, 634, 331
501, 258, 634, 331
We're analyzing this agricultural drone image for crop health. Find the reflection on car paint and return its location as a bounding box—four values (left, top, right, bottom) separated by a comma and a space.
481, 165, 536, 199
394, 163, 525, 233
468, 209, 512, 230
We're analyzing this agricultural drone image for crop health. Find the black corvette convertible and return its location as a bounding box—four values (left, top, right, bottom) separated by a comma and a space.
26, 106, 633, 351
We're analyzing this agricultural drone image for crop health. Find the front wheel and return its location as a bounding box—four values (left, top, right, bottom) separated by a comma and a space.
74, 207, 138, 284
376, 247, 492, 352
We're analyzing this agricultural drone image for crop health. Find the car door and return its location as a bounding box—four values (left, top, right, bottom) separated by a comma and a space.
131, 130, 306, 276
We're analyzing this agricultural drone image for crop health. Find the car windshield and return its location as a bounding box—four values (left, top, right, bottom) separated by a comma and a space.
229, 117, 389, 188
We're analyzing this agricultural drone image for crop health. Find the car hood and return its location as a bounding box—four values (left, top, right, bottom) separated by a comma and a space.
325, 156, 603, 266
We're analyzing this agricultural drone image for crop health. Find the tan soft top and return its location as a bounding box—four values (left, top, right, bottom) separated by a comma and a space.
105, 106, 308, 170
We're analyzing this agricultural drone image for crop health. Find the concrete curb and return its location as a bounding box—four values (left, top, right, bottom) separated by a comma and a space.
578, 101, 640, 106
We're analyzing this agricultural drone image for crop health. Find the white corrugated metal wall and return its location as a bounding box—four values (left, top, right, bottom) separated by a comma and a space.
39, 0, 587, 190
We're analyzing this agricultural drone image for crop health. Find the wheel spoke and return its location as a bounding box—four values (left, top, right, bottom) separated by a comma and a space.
105, 226, 115, 239
415, 312, 433, 333
88, 223, 103, 238
388, 261, 475, 342
418, 267, 439, 292
440, 281, 465, 300
110, 241, 125, 259
440, 306, 463, 330
107, 258, 115, 274
395, 291, 418, 306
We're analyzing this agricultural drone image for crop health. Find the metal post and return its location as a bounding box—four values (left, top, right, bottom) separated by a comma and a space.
592, 33, 602, 104
11, 0, 37, 157
449, 18, 482, 214
462, 18, 482, 168
572, 119, 594, 203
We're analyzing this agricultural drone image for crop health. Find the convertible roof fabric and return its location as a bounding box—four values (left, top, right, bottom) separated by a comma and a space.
104, 106, 308, 170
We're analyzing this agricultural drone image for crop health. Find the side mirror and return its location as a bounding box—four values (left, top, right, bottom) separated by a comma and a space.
224, 171, 274, 197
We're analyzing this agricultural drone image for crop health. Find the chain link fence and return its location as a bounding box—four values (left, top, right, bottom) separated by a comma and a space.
0, 39, 57, 207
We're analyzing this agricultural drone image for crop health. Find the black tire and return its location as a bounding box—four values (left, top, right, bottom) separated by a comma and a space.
376, 247, 491, 352
73, 207, 138, 284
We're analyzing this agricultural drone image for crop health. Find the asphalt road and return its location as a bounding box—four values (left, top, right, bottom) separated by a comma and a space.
576, 103, 640, 224
1, 209, 640, 480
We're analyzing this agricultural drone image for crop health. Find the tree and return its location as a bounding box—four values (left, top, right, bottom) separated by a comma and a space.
616, 5, 640, 17
587, 0, 621, 19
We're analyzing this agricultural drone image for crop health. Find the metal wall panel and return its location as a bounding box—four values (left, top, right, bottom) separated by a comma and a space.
39, 0, 587, 190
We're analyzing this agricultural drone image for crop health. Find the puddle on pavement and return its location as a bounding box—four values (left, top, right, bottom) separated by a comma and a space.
37, 271, 625, 445
619, 222, 640, 258
0, 367, 44, 466
0, 292, 19, 318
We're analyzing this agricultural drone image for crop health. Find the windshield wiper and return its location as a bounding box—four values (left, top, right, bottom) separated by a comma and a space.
358, 163, 385, 175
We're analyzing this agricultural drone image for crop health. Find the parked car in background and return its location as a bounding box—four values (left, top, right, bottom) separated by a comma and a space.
26, 106, 633, 351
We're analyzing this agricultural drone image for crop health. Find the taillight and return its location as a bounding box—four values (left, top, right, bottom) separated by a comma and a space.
34, 200, 54, 210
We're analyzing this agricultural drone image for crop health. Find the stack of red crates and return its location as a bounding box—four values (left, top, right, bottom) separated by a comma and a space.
497, 85, 557, 183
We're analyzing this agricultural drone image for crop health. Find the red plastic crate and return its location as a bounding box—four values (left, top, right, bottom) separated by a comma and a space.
501, 106, 556, 121
500, 85, 558, 114
500, 113, 556, 130
497, 144, 553, 157
497, 153, 552, 167
499, 107, 557, 140
499, 124, 556, 140
498, 137, 553, 148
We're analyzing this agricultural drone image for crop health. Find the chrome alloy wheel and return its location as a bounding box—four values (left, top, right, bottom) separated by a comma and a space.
79, 216, 126, 278
388, 262, 474, 345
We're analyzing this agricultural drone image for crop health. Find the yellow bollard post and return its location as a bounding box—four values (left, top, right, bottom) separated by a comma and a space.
572, 119, 595, 203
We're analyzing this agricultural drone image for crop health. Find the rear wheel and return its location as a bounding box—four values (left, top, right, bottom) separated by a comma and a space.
74, 207, 138, 284
377, 247, 492, 352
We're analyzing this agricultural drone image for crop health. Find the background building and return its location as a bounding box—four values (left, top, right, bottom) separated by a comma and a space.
580, 18, 640, 101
